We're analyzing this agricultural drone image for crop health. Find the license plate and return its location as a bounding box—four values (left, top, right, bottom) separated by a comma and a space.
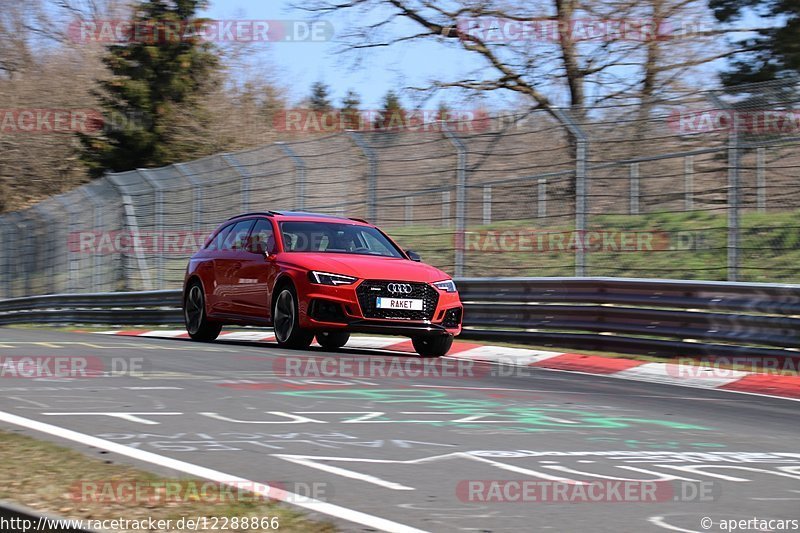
376, 297, 423, 311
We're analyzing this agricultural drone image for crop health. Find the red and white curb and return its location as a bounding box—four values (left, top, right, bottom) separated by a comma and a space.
96, 330, 800, 401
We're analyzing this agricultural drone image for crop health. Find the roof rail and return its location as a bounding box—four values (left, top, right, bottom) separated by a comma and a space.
349, 217, 370, 224
226, 211, 278, 221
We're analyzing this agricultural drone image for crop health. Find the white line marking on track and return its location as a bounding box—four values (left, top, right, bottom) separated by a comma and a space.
0, 410, 430, 533
648, 516, 701, 532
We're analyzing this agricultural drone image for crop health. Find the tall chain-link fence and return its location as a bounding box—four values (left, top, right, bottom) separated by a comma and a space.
1, 81, 799, 297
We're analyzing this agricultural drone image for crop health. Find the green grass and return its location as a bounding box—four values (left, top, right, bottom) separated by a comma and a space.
0, 430, 335, 532
386, 209, 800, 282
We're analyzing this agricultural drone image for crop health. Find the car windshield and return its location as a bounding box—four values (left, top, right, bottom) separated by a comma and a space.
279, 221, 404, 258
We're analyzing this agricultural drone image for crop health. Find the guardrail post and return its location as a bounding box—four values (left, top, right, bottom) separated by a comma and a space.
756, 147, 766, 212
221, 154, 252, 212
347, 131, 378, 222
137, 169, 165, 290
629, 163, 640, 215
483, 186, 492, 225
552, 109, 588, 277
684, 155, 694, 210
443, 123, 467, 278
278, 143, 306, 211
709, 94, 740, 281
105, 174, 154, 291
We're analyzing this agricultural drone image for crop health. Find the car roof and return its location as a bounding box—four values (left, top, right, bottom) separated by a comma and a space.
226, 211, 371, 225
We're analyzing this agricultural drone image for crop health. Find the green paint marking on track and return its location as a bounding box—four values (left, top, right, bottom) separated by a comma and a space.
277, 389, 711, 432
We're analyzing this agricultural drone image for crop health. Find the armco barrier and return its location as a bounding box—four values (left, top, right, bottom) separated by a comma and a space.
1, 278, 798, 358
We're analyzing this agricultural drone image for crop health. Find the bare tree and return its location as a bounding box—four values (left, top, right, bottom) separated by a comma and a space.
296, 0, 759, 120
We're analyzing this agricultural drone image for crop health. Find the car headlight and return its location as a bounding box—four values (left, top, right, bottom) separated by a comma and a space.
433, 279, 457, 293
309, 271, 358, 286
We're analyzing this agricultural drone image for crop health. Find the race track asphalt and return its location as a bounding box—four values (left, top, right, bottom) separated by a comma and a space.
0, 327, 798, 533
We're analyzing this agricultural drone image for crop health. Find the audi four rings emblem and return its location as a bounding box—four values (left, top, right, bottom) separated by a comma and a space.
387, 283, 413, 294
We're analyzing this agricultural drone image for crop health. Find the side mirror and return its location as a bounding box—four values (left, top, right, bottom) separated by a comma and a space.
406, 249, 421, 262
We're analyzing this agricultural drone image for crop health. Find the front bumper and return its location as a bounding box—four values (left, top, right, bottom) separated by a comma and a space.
298, 279, 463, 336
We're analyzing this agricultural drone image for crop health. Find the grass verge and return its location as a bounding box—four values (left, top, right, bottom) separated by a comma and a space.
0, 430, 335, 532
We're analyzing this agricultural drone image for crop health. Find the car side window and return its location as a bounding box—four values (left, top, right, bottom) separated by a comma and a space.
222, 220, 255, 251
206, 223, 234, 251
249, 219, 276, 254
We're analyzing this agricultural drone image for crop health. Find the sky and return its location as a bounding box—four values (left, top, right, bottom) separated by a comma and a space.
200, 0, 506, 109
198, 1, 767, 111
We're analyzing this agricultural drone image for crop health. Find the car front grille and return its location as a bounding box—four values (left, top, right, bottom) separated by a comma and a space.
356, 280, 439, 321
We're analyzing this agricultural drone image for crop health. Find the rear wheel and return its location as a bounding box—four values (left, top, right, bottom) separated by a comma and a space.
273, 285, 314, 349
184, 282, 222, 342
316, 331, 350, 350
412, 335, 453, 358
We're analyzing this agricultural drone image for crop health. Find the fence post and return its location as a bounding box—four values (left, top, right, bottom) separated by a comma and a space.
221, 154, 252, 212
105, 174, 154, 291
347, 131, 378, 222
552, 109, 588, 277
629, 163, 640, 215
442, 191, 451, 226
56, 196, 79, 293
709, 94, 740, 281
33, 205, 58, 295
684, 155, 694, 210
81, 187, 107, 291
538, 179, 547, 218
442, 123, 467, 278
483, 186, 492, 225
278, 143, 306, 211
137, 169, 165, 290
0, 217, 8, 298
174, 163, 204, 231
756, 147, 766, 213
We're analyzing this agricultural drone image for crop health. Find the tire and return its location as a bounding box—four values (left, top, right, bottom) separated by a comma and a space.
412, 335, 454, 357
316, 331, 350, 350
184, 281, 222, 342
273, 285, 314, 349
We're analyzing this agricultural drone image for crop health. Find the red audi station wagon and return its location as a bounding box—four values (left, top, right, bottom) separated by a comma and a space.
183, 211, 463, 357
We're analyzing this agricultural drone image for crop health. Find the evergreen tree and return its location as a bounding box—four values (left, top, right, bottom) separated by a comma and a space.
309, 81, 332, 113
711, 0, 800, 87
341, 89, 362, 130
79, 0, 221, 177
375, 90, 404, 130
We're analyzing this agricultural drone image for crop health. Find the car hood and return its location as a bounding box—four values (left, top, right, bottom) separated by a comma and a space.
279, 253, 451, 282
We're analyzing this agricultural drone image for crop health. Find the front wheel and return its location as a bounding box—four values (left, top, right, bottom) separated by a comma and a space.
316, 331, 350, 350
184, 282, 222, 342
273, 286, 314, 349
412, 335, 454, 357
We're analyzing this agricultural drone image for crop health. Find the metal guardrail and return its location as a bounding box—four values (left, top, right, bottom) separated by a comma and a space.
1, 278, 798, 358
